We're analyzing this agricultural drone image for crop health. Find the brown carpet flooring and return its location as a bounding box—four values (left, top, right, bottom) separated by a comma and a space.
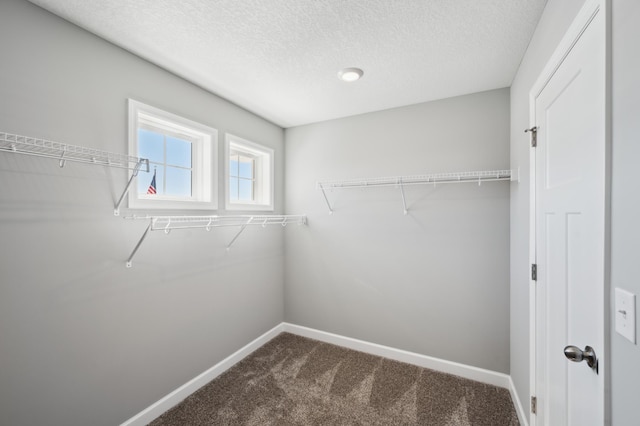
150, 333, 519, 425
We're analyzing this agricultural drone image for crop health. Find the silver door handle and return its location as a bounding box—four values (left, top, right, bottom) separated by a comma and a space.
564, 345, 598, 370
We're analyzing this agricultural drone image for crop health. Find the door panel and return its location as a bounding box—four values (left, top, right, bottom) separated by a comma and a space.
534, 5, 605, 425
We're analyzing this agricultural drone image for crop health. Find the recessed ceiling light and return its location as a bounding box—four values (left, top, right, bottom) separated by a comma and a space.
338, 67, 364, 82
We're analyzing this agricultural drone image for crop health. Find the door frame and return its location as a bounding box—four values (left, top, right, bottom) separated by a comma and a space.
528, 0, 611, 424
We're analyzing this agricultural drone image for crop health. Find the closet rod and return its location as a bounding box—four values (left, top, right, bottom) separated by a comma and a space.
317, 169, 514, 190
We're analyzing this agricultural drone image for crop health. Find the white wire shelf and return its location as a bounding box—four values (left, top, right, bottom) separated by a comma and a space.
0, 132, 150, 216
317, 169, 517, 215
0, 132, 147, 171
124, 214, 307, 267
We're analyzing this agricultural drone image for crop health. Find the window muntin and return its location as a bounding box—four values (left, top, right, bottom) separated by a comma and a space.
128, 99, 218, 210
225, 134, 273, 211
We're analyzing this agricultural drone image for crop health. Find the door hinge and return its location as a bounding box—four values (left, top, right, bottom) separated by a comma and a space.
531, 396, 537, 414
531, 264, 537, 281
525, 126, 538, 147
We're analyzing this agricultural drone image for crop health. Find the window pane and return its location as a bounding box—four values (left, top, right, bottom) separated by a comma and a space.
229, 177, 239, 201
238, 178, 253, 201
165, 167, 192, 197
138, 129, 164, 163
238, 156, 253, 179
138, 166, 165, 196
166, 136, 192, 168
226, 137, 272, 209
230, 155, 239, 177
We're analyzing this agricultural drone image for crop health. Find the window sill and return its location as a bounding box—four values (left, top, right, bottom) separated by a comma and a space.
225, 202, 274, 212
130, 199, 218, 211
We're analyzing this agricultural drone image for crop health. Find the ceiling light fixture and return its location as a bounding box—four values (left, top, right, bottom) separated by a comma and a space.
338, 67, 364, 82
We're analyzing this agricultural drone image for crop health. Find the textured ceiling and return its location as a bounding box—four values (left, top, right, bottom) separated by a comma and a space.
28, 0, 547, 128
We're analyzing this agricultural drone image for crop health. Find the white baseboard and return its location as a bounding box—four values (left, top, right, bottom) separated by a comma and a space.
283, 323, 512, 389
120, 323, 285, 426
507, 376, 529, 426
122, 322, 524, 425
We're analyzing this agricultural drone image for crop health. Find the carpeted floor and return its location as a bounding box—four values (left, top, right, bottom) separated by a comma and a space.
150, 333, 519, 425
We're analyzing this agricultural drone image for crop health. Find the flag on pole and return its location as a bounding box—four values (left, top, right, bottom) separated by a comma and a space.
147, 169, 157, 195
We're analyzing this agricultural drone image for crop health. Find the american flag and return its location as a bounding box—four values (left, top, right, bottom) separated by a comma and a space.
147, 169, 157, 195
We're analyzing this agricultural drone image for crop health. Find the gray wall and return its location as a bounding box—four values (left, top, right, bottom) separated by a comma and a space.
611, 1, 640, 424
508, 0, 587, 410
284, 88, 511, 373
0, 1, 285, 425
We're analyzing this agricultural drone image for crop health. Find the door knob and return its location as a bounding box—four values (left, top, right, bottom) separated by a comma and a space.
564, 345, 598, 370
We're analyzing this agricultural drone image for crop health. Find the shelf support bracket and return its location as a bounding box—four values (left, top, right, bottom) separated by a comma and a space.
399, 180, 408, 215
114, 158, 149, 216
319, 184, 333, 215
226, 217, 253, 252
126, 220, 152, 268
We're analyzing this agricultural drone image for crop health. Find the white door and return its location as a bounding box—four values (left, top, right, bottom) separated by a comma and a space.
533, 2, 606, 425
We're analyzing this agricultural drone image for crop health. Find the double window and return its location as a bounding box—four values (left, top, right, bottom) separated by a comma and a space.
128, 100, 273, 212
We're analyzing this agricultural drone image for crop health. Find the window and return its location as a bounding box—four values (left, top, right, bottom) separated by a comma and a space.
229, 152, 255, 202
128, 99, 218, 210
225, 134, 274, 211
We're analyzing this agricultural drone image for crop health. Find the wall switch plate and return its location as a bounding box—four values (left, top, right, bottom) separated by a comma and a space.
615, 288, 636, 344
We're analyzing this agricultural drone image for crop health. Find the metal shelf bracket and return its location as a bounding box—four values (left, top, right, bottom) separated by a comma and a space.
398, 179, 408, 215
114, 158, 150, 216
318, 183, 333, 215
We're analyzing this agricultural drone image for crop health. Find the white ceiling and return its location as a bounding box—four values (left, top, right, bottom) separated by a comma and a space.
28, 0, 547, 128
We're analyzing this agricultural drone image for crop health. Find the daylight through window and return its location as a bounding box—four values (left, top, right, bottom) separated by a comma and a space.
226, 134, 274, 211
128, 99, 218, 210
137, 124, 193, 198
229, 152, 255, 202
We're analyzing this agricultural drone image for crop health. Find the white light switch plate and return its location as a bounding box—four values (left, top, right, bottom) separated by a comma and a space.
615, 288, 636, 344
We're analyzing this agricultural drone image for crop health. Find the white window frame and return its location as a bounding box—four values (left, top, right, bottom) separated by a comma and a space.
128, 99, 218, 211
225, 133, 274, 211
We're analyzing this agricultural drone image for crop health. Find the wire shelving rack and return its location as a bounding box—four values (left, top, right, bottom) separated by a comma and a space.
317, 169, 516, 215
124, 214, 307, 267
0, 132, 149, 215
